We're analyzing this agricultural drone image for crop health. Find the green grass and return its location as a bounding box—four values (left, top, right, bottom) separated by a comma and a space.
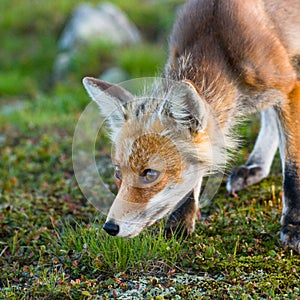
56, 220, 182, 274
1, 0, 300, 299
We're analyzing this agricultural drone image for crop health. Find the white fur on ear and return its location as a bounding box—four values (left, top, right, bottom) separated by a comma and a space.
82, 77, 133, 130
166, 80, 208, 133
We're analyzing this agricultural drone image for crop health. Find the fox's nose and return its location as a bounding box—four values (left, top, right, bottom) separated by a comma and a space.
103, 220, 119, 236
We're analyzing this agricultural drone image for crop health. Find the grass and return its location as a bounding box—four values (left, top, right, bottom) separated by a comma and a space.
1, 0, 300, 299
56, 220, 182, 274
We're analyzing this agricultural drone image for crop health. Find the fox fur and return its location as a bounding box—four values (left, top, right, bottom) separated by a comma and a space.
83, 0, 300, 251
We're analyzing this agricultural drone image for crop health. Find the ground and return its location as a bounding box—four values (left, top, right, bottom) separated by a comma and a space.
1, 1, 300, 299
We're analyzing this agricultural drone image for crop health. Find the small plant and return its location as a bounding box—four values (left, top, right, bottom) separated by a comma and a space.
55, 219, 183, 275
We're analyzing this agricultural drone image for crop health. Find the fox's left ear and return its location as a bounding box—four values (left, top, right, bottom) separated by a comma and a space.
82, 77, 132, 129
165, 80, 208, 133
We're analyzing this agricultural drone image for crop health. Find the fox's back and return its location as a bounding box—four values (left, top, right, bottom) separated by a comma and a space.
264, 0, 300, 56
167, 0, 300, 98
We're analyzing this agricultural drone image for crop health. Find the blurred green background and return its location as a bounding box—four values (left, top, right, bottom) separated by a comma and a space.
0, 0, 181, 96
0, 0, 183, 130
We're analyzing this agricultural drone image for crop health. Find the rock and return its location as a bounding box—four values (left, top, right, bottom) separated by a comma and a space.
0, 101, 25, 115
53, 2, 141, 81
52, 52, 73, 81
58, 2, 141, 51
100, 67, 129, 83
0, 135, 6, 144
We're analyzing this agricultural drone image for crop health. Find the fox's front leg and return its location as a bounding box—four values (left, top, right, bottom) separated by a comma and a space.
165, 179, 202, 238
227, 108, 279, 193
278, 81, 300, 251
165, 191, 198, 238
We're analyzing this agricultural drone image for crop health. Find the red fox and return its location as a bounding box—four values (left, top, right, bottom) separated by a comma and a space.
83, 0, 300, 251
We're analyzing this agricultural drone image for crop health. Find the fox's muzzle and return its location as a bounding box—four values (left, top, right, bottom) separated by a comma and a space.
103, 220, 119, 236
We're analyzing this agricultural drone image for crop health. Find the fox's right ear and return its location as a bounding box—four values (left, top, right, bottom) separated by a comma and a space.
82, 77, 132, 128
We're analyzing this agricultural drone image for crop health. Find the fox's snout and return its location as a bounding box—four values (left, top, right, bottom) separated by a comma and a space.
103, 217, 148, 238
103, 220, 119, 236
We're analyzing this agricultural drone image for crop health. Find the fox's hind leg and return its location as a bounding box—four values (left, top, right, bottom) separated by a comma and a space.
278, 81, 300, 251
226, 108, 279, 194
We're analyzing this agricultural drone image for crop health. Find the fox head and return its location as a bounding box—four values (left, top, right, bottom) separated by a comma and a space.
83, 77, 225, 237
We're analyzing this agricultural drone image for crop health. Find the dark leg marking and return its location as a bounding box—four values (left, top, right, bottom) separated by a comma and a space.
165, 191, 198, 239
280, 161, 300, 251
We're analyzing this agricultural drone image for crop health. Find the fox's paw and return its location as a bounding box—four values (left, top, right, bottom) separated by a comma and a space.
226, 165, 264, 194
165, 191, 198, 239
164, 216, 195, 239
280, 224, 300, 253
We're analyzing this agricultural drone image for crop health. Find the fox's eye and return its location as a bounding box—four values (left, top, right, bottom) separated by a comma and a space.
114, 165, 122, 180
141, 169, 160, 183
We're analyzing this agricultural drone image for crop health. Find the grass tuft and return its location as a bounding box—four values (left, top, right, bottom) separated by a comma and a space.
56, 219, 183, 275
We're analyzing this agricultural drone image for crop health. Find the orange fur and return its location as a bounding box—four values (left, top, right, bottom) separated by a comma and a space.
280, 81, 300, 162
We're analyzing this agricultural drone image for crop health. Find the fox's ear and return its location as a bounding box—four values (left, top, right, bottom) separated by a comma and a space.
82, 77, 132, 128
165, 80, 208, 133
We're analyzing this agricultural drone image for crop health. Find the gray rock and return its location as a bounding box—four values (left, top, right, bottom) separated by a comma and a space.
0, 135, 6, 144
53, 2, 141, 81
100, 67, 129, 83
58, 2, 141, 51
0, 101, 25, 115
52, 52, 73, 81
